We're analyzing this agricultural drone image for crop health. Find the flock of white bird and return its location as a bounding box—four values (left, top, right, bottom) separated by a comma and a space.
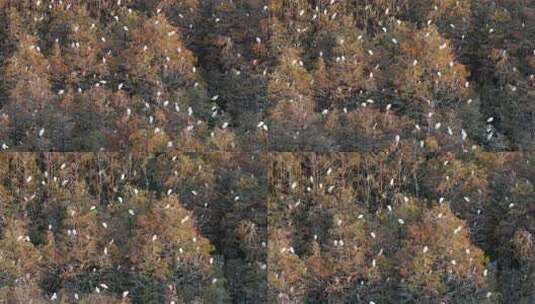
14, 154, 248, 301
1, 0, 530, 302
1, 0, 524, 151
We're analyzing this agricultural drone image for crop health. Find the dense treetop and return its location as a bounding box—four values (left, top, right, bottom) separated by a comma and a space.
0, 152, 267, 303
0, 151, 532, 303
268, 151, 534, 303
0, 0, 533, 151
0, 1, 533, 304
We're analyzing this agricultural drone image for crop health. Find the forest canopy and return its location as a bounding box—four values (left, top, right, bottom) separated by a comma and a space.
0, 152, 267, 303
0, 1, 533, 304
0, 0, 533, 151
0, 151, 533, 303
